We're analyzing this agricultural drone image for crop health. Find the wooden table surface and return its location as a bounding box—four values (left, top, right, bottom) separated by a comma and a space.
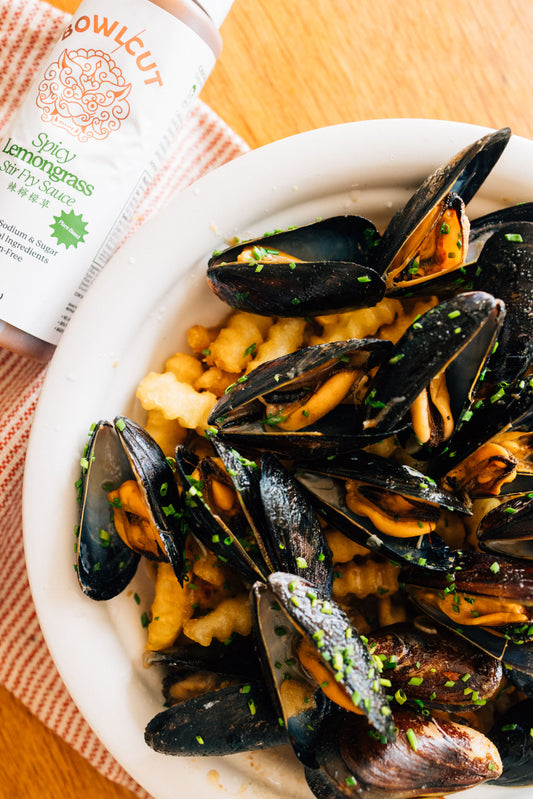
3, 0, 533, 798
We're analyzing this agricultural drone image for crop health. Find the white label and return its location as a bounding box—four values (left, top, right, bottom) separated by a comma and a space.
0, 0, 215, 344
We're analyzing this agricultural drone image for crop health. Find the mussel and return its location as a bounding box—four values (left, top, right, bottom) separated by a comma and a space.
145, 679, 286, 756
76, 417, 185, 599
209, 337, 394, 458
434, 377, 533, 500
401, 551, 533, 675
252, 572, 395, 767
368, 621, 503, 709
207, 215, 386, 317
295, 450, 467, 569
470, 221, 533, 387
362, 291, 505, 448
306, 706, 502, 798
488, 699, 533, 786
370, 126, 511, 296
477, 493, 533, 560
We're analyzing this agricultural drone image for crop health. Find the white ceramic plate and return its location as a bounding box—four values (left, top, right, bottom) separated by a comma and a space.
23, 119, 533, 799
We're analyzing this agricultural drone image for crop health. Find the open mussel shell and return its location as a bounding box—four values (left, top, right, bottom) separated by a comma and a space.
477, 494, 533, 560
174, 445, 269, 584
401, 552, 533, 675
114, 416, 186, 582
295, 451, 460, 570
471, 221, 533, 387
371, 127, 511, 295
214, 403, 402, 460
433, 377, 533, 497
76, 420, 140, 600
252, 582, 331, 767
368, 621, 502, 707
362, 291, 505, 444
306, 706, 502, 799
207, 215, 386, 316
144, 679, 285, 756
266, 572, 396, 742
488, 698, 533, 786
211, 438, 333, 593
259, 453, 333, 594
208, 337, 392, 429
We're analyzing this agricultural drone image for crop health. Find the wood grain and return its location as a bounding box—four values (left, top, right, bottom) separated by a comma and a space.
5, 0, 533, 797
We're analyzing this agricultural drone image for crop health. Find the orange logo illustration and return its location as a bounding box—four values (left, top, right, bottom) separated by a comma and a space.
36, 48, 132, 142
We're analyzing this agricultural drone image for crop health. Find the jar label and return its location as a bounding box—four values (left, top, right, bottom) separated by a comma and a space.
0, 0, 216, 344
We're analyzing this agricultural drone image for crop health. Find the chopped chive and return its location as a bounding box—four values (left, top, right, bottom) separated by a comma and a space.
406, 728, 418, 751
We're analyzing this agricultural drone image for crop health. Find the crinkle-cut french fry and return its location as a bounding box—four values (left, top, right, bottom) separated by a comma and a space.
207, 311, 273, 373
377, 296, 438, 344
194, 366, 241, 397
186, 536, 235, 588
187, 323, 218, 354
332, 558, 400, 600
183, 594, 252, 646
167, 672, 235, 703
247, 317, 306, 370
326, 529, 369, 563
378, 593, 408, 628
146, 562, 194, 651
137, 371, 217, 431
279, 677, 314, 713
145, 409, 187, 456
165, 351, 204, 384
310, 298, 402, 344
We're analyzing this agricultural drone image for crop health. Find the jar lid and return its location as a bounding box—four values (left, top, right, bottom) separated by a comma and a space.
195, 0, 234, 28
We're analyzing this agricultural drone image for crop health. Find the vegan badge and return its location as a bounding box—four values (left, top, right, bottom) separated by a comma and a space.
50, 209, 88, 248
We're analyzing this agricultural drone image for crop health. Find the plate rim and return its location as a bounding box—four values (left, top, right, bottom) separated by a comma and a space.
23, 117, 533, 799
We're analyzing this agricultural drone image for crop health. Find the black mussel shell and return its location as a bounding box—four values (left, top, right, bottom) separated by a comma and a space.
144, 680, 285, 756
267, 572, 395, 742
477, 494, 533, 560
214, 403, 403, 460
207, 215, 385, 316
174, 445, 269, 584
307, 706, 502, 799
77, 421, 140, 600
466, 201, 533, 265
114, 416, 186, 583
371, 127, 511, 292
471, 221, 533, 387
144, 634, 260, 677
208, 337, 392, 428
433, 378, 533, 495
211, 438, 333, 593
488, 699, 533, 786
404, 588, 533, 677
298, 450, 470, 513
252, 581, 331, 768
402, 550, 533, 601
259, 453, 333, 595
368, 622, 502, 707
295, 451, 461, 571
402, 552, 533, 673
362, 291, 505, 441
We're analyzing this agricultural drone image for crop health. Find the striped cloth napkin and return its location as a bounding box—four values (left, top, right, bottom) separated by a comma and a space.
0, 2, 248, 796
